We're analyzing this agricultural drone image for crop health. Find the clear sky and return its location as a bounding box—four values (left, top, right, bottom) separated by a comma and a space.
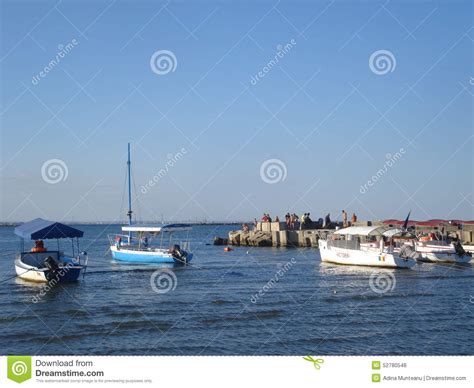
1, 0, 473, 223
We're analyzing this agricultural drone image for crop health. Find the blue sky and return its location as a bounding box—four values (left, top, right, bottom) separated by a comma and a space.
1, 0, 473, 223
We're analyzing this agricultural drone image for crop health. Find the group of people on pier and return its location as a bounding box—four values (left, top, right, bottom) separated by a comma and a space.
341, 210, 357, 227
251, 210, 358, 231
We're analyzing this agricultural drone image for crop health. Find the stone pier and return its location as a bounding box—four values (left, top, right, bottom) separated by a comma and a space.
227, 222, 331, 248
223, 220, 474, 248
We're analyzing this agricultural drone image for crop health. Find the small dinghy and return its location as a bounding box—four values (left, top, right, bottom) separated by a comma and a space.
14, 218, 88, 283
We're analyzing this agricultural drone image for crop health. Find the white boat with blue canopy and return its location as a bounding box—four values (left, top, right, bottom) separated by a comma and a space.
108, 143, 193, 264
14, 218, 88, 283
109, 223, 193, 264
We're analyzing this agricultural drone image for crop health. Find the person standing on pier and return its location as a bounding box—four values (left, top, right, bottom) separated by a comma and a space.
342, 210, 348, 227
324, 213, 331, 228
291, 213, 298, 230
351, 212, 357, 225
300, 213, 306, 229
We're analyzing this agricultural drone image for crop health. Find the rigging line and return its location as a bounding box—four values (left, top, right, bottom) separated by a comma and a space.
131, 168, 142, 223
119, 165, 128, 224
0, 268, 34, 284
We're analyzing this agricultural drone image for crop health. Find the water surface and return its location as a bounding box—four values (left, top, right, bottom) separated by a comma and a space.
0, 224, 473, 355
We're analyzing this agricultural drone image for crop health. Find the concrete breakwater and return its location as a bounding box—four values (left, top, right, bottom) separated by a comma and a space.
225, 222, 333, 248
218, 220, 474, 248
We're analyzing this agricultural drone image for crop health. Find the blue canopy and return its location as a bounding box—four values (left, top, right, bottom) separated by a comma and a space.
14, 218, 84, 240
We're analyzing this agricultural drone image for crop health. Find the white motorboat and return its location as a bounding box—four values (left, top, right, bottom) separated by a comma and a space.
415, 237, 471, 263
319, 226, 417, 269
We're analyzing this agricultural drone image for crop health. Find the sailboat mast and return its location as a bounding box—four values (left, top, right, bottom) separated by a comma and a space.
127, 143, 133, 242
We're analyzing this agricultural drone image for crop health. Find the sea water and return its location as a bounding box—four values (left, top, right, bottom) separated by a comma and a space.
0, 224, 473, 355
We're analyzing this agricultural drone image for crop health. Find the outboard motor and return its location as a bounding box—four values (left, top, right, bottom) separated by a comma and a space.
453, 240, 471, 257
171, 244, 188, 264
44, 256, 60, 271
44, 256, 60, 281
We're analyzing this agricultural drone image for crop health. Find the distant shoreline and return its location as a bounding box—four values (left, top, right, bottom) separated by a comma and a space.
0, 222, 245, 227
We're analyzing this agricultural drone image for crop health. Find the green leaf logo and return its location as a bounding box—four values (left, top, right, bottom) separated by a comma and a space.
7, 356, 32, 383
303, 355, 324, 370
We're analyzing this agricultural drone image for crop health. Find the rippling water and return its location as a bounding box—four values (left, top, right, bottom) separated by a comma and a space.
0, 224, 473, 355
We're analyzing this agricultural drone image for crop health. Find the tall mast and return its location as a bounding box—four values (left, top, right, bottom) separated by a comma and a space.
127, 143, 133, 242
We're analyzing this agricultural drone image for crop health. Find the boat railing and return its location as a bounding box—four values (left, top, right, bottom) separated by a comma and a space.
180, 241, 190, 251
107, 233, 130, 245
109, 233, 192, 253
18, 250, 86, 267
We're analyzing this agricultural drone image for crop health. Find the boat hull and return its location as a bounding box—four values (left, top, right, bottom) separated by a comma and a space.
415, 242, 471, 263
111, 246, 193, 264
418, 252, 471, 263
319, 240, 416, 268
15, 258, 84, 283
462, 245, 474, 255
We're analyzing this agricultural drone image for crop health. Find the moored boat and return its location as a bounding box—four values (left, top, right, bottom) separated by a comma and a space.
14, 218, 88, 283
109, 224, 193, 264
319, 226, 417, 268
109, 143, 193, 264
415, 238, 471, 263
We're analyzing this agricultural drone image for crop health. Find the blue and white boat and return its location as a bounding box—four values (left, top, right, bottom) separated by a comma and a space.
14, 218, 88, 283
109, 224, 193, 264
108, 144, 193, 264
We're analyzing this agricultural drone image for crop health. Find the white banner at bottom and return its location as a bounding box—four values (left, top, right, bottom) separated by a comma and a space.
1, 356, 471, 387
